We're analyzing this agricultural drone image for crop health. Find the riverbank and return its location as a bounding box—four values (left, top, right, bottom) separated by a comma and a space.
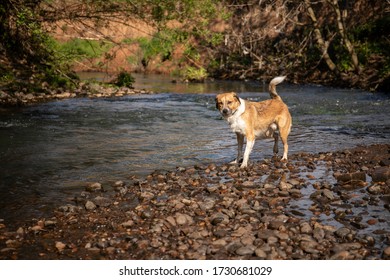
0, 82, 153, 107
0, 144, 389, 260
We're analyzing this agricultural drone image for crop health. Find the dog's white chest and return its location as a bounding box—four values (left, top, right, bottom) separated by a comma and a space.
226, 100, 246, 134
228, 116, 246, 134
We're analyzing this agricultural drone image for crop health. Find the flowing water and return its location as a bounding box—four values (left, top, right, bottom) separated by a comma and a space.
0, 74, 389, 226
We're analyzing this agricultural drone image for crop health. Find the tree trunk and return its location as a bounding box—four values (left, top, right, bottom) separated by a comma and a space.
327, 0, 361, 74
303, 0, 339, 74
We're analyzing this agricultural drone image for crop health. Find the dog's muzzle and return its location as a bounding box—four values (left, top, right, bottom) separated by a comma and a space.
221, 107, 234, 118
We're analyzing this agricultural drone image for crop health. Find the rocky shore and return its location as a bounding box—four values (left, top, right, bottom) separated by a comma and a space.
0, 83, 152, 106
0, 144, 389, 260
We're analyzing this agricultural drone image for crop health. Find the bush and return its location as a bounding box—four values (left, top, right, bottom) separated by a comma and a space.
112, 71, 135, 88
182, 66, 208, 82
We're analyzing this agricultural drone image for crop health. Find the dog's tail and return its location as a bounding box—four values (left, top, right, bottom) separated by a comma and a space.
268, 76, 286, 100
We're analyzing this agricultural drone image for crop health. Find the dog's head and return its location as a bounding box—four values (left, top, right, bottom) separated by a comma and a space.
215, 92, 241, 118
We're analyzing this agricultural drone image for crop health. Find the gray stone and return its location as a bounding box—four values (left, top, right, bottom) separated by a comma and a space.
335, 227, 351, 239
85, 200, 97, 210
86, 182, 102, 192
236, 246, 255, 256
300, 222, 313, 234
372, 167, 390, 182
255, 248, 267, 258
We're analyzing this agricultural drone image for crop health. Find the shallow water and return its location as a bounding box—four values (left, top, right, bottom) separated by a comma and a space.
0, 74, 389, 225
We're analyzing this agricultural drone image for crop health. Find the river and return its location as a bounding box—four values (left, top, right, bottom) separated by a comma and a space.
0, 74, 389, 226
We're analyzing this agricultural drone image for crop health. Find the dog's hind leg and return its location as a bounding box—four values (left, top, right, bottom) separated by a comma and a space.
273, 131, 279, 156
280, 129, 289, 161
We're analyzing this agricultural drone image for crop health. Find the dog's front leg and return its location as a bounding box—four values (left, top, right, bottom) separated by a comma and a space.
230, 133, 244, 164
241, 138, 255, 168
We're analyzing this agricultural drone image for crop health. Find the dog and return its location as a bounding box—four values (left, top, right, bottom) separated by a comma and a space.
215, 76, 291, 168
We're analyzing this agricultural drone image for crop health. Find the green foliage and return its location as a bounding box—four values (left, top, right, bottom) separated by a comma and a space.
54, 38, 113, 62
112, 71, 135, 87
0, 0, 80, 91
351, 16, 390, 77
137, 29, 188, 63
182, 66, 208, 82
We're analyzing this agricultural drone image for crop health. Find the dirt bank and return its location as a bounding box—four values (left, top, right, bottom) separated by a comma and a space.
0, 144, 389, 260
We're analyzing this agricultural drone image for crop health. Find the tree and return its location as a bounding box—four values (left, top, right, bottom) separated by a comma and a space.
303, 0, 338, 75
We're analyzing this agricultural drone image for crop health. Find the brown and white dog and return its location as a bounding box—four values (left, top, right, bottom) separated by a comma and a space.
215, 76, 291, 168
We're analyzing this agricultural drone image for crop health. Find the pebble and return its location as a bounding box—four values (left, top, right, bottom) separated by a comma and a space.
371, 167, 390, 182
0, 144, 388, 261
93, 196, 111, 207
121, 220, 134, 228
236, 246, 255, 256
367, 184, 383, 195
175, 213, 193, 226
255, 248, 267, 258
85, 200, 97, 210
55, 241, 66, 251
86, 182, 102, 192
335, 227, 351, 239
300, 222, 312, 234
383, 247, 390, 258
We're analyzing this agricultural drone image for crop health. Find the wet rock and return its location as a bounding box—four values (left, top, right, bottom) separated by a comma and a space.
322, 189, 335, 200
291, 209, 305, 216
213, 229, 228, 238
93, 196, 111, 207
198, 198, 215, 212
257, 229, 276, 240
335, 227, 351, 239
236, 246, 255, 256
335, 172, 366, 183
313, 228, 325, 241
269, 220, 285, 230
255, 248, 267, 258
55, 241, 66, 252
86, 182, 103, 192
30, 225, 43, 232
226, 241, 243, 254
332, 242, 362, 253
85, 200, 97, 210
58, 204, 82, 213
121, 220, 134, 228
212, 239, 227, 247
300, 240, 319, 254
330, 251, 351, 260
372, 167, 390, 182
367, 184, 383, 195
300, 222, 313, 234
210, 213, 229, 225
16, 227, 25, 235
383, 247, 390, 259
279, 181, 293, 191
175, 213, 194, 226
44, 220, 57, 228
165, 216, 177, 227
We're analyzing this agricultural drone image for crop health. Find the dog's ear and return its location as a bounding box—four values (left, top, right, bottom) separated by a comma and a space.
233, 93, 241, 104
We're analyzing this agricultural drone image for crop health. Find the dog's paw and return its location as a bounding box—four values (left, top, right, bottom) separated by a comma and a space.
229, 158, 243, 165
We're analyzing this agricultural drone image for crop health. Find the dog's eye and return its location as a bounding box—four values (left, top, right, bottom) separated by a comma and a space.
227, 101, 232, 105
